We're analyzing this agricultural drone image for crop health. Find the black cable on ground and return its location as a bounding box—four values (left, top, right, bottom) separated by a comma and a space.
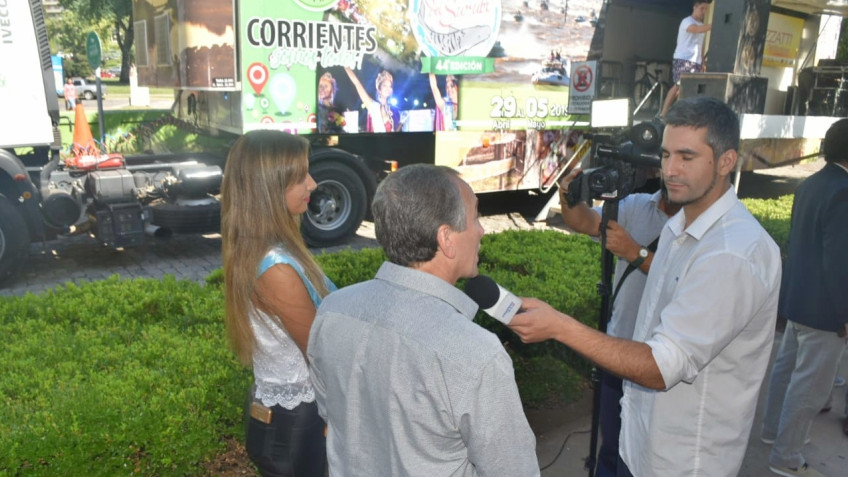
539, 427, 592, 471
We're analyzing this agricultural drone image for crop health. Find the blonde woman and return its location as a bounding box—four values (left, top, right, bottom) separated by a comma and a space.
221, 130, 336, 476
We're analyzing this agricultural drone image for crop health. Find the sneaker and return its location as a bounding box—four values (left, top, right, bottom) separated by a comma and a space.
769, 462, 825, 477
835, 376, 846, 387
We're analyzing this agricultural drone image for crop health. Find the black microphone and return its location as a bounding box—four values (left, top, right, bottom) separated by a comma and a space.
464, 275, 523, 325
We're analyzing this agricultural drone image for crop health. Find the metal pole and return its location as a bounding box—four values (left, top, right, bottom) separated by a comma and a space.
96, 69, 106, 153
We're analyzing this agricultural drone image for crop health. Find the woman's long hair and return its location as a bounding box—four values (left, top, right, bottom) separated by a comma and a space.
221, 130, 330, 365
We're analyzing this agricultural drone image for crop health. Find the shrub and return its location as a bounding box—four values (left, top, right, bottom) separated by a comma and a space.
0, 276, 250, 475
742, 194, 793, 259
0, 195, 791, 473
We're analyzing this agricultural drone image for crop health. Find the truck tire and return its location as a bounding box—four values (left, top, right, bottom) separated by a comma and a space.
84, 91, 95, 100
150, 201, 221, 234
0, 194, 31, 285
302, 161, 367, 247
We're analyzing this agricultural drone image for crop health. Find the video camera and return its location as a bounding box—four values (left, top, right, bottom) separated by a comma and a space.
565, 119, 664, 206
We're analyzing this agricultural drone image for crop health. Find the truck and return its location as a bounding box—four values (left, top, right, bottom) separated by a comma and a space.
1, 0, 845, 286
130, 0, 847, 207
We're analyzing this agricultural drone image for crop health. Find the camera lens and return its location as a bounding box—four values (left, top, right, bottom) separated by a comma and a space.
589, 168, 617, 192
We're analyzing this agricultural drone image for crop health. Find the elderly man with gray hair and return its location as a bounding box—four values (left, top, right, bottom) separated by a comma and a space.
308, 164, 539, 476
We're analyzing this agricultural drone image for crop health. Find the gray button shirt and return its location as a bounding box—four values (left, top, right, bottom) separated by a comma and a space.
308, 262, 539, 477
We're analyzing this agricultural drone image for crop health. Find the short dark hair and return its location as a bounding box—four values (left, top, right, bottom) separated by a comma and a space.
823, 118, 848, 163
664, 96, 739, 159
694, 0, 712, 6
371, 164, 466, 267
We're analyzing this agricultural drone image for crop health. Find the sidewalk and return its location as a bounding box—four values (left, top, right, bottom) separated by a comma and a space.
531, 334, 848, 476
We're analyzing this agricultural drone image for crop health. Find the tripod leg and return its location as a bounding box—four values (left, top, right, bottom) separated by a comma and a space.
634, 81, 660, 116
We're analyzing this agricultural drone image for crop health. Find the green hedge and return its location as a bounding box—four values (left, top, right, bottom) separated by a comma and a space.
0, 196, 792, 475
742, 194, 794, 259
1, 276, 249, 475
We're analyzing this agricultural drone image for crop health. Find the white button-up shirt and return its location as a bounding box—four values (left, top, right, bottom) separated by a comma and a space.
620, 187, 781, 476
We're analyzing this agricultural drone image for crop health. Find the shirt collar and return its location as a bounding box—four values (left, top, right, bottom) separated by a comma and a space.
667, 186, 737, 240
375, 261, 479, 320
649, 189, 664, 208
648, 189, 663, 203
833, 161, 848, 175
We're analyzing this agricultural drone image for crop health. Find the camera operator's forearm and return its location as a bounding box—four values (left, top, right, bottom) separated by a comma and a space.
557, 316, 666, 390
558, 190, 601, 235
511, 300, 667, 390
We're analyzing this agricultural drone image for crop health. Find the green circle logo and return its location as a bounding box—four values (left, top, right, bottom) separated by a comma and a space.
292, 0, 339, 12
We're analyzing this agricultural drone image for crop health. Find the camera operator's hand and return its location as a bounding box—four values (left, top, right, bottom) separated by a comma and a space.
604, 220, 639, 260
558, 166, 582, 193
558, 166, 602, 235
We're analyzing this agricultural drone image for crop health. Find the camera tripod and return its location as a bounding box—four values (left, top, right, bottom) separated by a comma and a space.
585, 199, 619, 477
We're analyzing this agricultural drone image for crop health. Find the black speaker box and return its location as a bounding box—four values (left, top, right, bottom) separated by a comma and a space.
679, 73, 768, 115
705, 0, 770, 75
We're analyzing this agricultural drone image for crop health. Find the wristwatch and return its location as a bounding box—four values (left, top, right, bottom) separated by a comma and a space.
631, 247, 649, 268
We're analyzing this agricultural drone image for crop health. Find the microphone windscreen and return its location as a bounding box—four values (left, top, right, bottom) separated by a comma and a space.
464, 275, 500, 309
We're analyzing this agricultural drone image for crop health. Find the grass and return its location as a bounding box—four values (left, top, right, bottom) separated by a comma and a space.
96, 78, 174, 96
57, 107, 233, 156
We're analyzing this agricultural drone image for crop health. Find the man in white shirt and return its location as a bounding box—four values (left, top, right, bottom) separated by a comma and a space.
510, 96, 781, 476
660, 0, 712, 118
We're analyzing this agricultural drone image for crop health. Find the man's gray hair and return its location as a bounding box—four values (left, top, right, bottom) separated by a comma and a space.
371, 164, 466, 267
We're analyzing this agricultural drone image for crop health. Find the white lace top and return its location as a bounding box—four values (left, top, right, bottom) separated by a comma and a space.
250, 246, 336, 410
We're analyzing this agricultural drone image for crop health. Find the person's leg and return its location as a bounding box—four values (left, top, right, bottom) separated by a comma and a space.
660, 84, 678, 118
246, 401, 327, 477
596, 371, 623, 477
290, 401, 327, 476
843, 385, 848, 437
769, 322, 845, 470
615, 455, 635, 477
762, 323, 800, 442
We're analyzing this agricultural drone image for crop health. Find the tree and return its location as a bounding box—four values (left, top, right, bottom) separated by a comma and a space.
46, 10, 114, 78
59, 0, 133, 83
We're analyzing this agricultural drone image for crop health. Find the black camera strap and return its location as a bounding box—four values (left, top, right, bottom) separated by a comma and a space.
611, 235, 660, 305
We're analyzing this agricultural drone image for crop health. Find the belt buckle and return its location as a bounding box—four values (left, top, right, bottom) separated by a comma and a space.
250, 402, 272, 424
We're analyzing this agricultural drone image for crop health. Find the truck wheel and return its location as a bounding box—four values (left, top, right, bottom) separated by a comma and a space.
302, 161, 367, 247
0, 195, 31, 286
84, 91, 95, 100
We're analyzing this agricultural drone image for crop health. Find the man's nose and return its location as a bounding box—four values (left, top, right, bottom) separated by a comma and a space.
663, 156, 679, 177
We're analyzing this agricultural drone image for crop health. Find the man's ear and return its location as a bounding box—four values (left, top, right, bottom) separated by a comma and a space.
717, 149, 737, 176
437, 224, 455, 259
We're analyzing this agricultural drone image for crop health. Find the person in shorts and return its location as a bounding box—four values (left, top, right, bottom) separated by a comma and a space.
660, 0, 712, 118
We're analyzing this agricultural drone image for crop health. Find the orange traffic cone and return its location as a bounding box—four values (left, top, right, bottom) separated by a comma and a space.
72, 101, 98, 157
